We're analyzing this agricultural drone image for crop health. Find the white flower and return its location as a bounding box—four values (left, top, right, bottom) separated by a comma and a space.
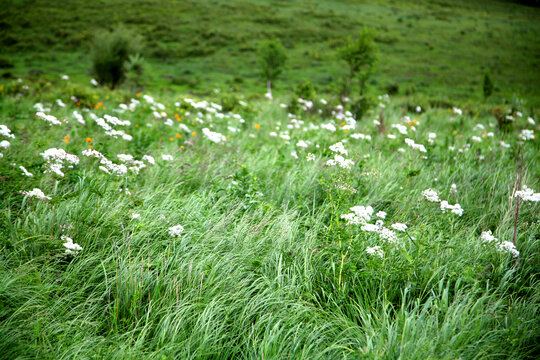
202, 128, 227, 143
499, 141, 511, 148
392, 124, 408, 135
515, 185, 540, 202
329, 142, 348, 155
471, 136, 482, 143
61, 75, 69, 80
0, 140, 9, 149
91, 78, 99, 86
20, 188, 51, 201
131, 213, 141, 219
296, 140, 309, 148
416, 106, 422, 113
391, 223, 407, 232
321, 123, 336, 132
62, 235, 83, 255
306, 153, 316, 161
422, 189, 440, 202
527, 117, 535, 125
366, 246, 384, 258
117, 154, 134, 163
142, 155, 155, 165
440, 201, 463, 216
376, 211, 387, 219
0, 125, 15, 138
480, 230, 497, 243
450, 183, 457, 195
161, 154, 173, 161
350, 205, 373, 222
56, 99, 66, 107
519, 129, 535, 141
36, 112, 62, 125
19, 165, 33, 177
168, 224, 184, 237
498, 241, 519, 258
453, 107, 463, 115
290, 151, 298, 159
404, 138, 427, 152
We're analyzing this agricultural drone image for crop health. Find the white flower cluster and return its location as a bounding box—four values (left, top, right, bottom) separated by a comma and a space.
83, 149, 154, 176
90, 113, 132, 141
341, 205, 399, 243
62, 235, 83, 255
19, 165, 33, 177
41, 148, 79, 177
518, 129, 535, 141
422, 188, 440, 202
0, 125, 15, 138
202, 128, 227, 143
365, 246, 384, 258
422, 189, 463, 216
168, 224, 184, 237
404, 138, 427, 153
19, 188, 51, 201
480, 231, 519, 258
515, 185, 540, 202
440, 200, 464, 216
326, 142, 354, 170
36, 111, 62, 126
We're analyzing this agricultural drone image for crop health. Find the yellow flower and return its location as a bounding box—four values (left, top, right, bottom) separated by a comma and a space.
254, 124, 260, 130
453, 130, 457, 135
192, 132, 197, 136
64, 135, 70, 143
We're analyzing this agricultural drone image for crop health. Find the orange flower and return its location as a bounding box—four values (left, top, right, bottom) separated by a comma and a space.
254, 124, 260, 130
86, 137, 92, 143
64, 135, 70, 143
97, 102, 103, 107
340, 122, 345, 126
180, 145, 184, 149
76, 102, 81, 106
169, 137, 174, 141
89, 145, 93, 149
136, 93, 140, 97
407, 120, 412, 125
176, 133, 181, 138
413, 119, 418, 124
192, 132, 197, 136
94, 105, 99, 109
453, 130, 457, 135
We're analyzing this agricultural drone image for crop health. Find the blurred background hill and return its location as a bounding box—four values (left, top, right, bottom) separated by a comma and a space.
1, 0, 539, 105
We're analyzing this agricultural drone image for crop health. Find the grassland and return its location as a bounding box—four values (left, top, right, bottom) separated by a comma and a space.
0, 0, 539, 359
0, 74, 539, 358
1, 0, 540, 105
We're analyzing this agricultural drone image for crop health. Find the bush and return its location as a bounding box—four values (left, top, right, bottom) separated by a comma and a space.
90, 25, 143, 88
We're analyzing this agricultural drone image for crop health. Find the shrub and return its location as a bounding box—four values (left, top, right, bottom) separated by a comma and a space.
257, 39, 287, 99
90, 25, 143, 88
338, 27, 377, 97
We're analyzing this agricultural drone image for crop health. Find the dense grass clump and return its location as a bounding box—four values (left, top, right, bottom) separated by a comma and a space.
0, 77, 539, 358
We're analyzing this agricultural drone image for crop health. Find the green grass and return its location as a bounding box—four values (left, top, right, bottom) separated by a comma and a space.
0, 75, 539, 358
1, 0, 540, 105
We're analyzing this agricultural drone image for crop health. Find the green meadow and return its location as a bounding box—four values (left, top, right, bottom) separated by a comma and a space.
0, 0, 539, 359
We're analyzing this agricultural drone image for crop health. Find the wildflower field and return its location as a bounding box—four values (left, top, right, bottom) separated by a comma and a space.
1, 0, 540, 359
1, 77, 539, 359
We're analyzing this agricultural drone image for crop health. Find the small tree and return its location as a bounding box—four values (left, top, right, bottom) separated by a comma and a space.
483, 72, 494, 99
339, 28, 377, 97
90, 25, 143, 88
257, 39, 287, 100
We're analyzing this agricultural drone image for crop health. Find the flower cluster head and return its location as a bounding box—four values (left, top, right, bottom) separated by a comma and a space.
329, 142, 348, 155
202, 128, 227, 143
341, 205, 399, 243
19, 188, 51, 201
41, 148, 79, 177
422, 188, 463, 216
515, 185, 540, 202
82, 149, 128, 176
62, 235, 83, 255
0, 125, 15, 139
480, 231, 519, 258
36, 112, 62, 126
440, 201, 464, 216
422, 188, 440, 202
168, 224, 184, 237
366, 246, 384, 258
404, 138, 427, 153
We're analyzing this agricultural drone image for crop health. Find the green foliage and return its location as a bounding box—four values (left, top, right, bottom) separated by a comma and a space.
483, 72, 494, 99
257, 39, 287, 94
339, 28, 378, 96
294, 80, 317, 100
90, 25, 143, 88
